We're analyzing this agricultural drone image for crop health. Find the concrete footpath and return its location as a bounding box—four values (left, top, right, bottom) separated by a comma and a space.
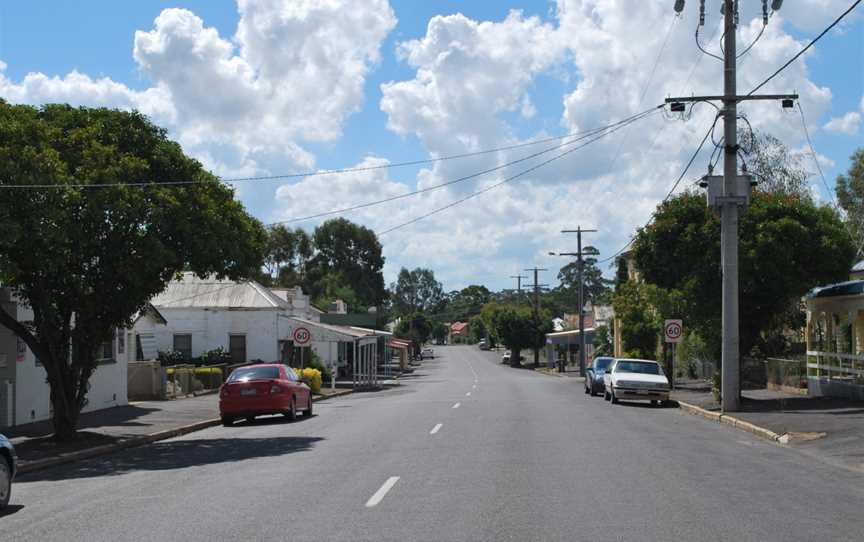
7, 388, 353, 473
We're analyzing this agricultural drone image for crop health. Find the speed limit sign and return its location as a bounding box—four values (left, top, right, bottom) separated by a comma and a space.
293, 326, 312, 346
664, 320, 683, 343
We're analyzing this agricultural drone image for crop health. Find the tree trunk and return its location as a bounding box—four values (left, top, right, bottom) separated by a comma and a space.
511, 348, 522, 368
533, 348, 540, 368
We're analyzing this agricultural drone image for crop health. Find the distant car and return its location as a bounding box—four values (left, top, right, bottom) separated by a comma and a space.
501, 350, 525, 364
478, 340, 489, 350
603, 358, 670, 406
0, 433, 16, 510
421, 347, 435, 359
584, 356, 615, 396
219, 364, 313, 426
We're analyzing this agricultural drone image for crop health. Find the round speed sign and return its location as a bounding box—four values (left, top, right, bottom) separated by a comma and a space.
664, 320, 683, 343
293, 326, 312, 346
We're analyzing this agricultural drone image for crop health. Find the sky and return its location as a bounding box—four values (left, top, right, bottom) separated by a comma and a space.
1, 0, 862, 294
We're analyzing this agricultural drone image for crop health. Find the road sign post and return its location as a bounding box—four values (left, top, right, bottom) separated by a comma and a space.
664, 320, 683, 390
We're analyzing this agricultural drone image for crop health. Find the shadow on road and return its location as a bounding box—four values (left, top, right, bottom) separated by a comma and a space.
0, 504, 25, 517
18, 436, 324, 483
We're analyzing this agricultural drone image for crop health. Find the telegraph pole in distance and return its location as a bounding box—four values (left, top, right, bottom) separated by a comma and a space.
669, 0, 797, 412
524, 267, 548, 367
556, 226, 598, 377
510, 274, 527, 298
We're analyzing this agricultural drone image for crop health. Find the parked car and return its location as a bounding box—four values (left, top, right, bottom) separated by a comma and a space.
421, 347, 435, 359
501, 351, 525, 364
0, 433, 16, 510
584, 356, 615, 396
478, 339, 489, 350
603, 358, 670, 406
219, 364, 313, 426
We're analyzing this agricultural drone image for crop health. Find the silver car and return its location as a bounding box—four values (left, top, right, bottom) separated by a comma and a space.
0, 433, 16, 510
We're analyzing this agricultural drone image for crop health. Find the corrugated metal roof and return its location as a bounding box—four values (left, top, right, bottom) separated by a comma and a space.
150, 273, 288, 309
806, 280, 864, 300
288, 317, 376, 339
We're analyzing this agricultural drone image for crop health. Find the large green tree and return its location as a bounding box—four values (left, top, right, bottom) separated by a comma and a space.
481, 303, 549, 368
306, 218, 385, 310
555, 249, 613, 306
390, 267, 444, 316
632, 190, 854, 358
258, 225, 312, 287
835, 148, 864, 259
0, 102, 266, 440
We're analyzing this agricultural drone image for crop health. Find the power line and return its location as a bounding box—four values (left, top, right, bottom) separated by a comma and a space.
0, 111, 660, 191
748, 0, 862, 96
269, 106, 661, 225
598, 115, 719, 265
377, 108, 662, 237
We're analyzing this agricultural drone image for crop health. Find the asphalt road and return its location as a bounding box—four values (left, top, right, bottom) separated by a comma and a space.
4, 345, 863, 541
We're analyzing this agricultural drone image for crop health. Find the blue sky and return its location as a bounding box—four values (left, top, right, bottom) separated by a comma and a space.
1, 1, 862, 293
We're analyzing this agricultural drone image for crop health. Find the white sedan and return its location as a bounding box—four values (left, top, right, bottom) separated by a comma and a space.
603, 358, 670, 406
421, 347, 434, 359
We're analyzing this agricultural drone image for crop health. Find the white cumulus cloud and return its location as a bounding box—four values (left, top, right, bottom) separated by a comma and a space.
823, 111, 861, 135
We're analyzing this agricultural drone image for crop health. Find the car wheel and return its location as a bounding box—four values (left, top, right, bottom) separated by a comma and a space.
584, 382, 590, 394
0, 459, 11, 509
603, 390, 610, 401
610, 389, 619, 404
651, 400, 659, 407
305, 394, 314, 417
221, 415, 234, 427
285, 398, 297, 421
590, 383, 597, 397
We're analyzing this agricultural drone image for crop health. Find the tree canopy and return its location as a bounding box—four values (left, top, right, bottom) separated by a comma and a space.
305, 218, 386, 310
631, 190, 855, 357
390, 267, 444, 316
835, 147, 864, 259
0, 101, 266, 439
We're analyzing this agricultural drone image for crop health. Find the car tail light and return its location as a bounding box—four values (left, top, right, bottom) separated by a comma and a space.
270, 384, 282, 394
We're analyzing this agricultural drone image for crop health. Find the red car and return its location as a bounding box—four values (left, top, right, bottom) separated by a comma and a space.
219, 364, 313, 426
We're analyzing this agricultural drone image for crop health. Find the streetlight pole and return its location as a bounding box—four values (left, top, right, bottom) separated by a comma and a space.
561, 227, 598, 376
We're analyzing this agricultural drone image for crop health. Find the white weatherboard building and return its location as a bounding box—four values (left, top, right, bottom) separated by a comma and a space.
0, 289, 128, 429
131, 274, 380, 385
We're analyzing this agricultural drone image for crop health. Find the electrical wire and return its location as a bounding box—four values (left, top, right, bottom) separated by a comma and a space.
270, 106, 662, 225
597, 115, 719, 265
0, 118, 653, 190
376, 108, 662, 237
748, 0, 862, 96
696, 24, 724, 62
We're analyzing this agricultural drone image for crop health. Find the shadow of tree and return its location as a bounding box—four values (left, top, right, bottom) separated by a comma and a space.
18, 436, 323, 483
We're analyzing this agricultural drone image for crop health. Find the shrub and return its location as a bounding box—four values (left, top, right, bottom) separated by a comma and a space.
306, 351, 333, 384
158, 350, 186, 367
293, 367, 323, 393
196, 347, 231, 366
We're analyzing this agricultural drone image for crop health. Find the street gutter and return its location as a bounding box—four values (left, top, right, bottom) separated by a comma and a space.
675, 399, 783, 443
17, 388, 354, 474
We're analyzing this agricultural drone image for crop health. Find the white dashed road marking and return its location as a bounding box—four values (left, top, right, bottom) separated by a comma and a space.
366, 477, 400, 508
430, 423, 442, 435
452, 402, 461, 409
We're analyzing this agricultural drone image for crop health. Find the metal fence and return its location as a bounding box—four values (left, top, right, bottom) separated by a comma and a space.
765, 357, 808, 390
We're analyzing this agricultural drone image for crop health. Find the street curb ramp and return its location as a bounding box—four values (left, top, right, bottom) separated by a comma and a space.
17, 388, 354, 475
676, 400, 783, 443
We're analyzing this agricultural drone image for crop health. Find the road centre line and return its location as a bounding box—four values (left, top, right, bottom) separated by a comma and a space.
452, 402, 461, 409
466, 392, 471, 396
366, 476, 400, 508
430, 423, 442, 435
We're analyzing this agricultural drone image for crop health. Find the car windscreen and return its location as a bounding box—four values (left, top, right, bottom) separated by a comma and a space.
228, 367, 280, 382
615, 361, 661, 375
594, 358, 613, 370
